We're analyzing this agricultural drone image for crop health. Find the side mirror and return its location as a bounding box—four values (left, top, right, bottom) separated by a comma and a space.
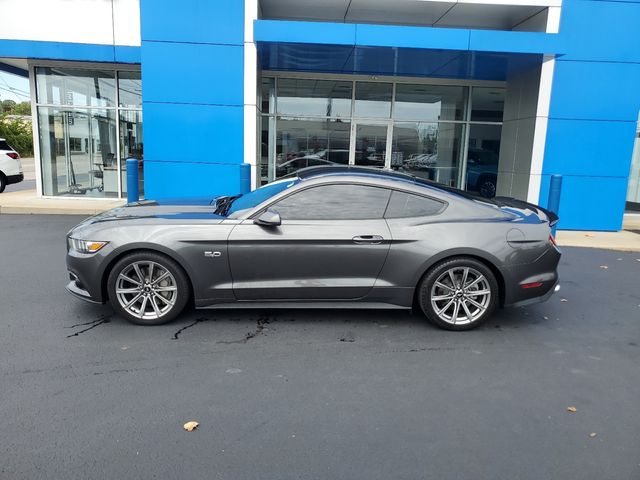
253, 208, 281, 227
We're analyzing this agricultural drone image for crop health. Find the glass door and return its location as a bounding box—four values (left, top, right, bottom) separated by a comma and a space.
350, 122, 392, 169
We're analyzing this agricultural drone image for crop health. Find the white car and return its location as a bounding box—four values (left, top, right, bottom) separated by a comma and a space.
0, 138, 23, 193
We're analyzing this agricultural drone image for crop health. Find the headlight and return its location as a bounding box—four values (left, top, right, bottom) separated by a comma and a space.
68, 237, 108, 254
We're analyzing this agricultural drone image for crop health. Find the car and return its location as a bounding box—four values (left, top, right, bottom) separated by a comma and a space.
275, 155, 334, 177
65, 166, 561, 331
466, 148, 499, 198
0, 138, 24, 193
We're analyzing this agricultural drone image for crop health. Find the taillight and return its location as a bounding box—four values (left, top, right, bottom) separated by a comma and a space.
7, 152, 19, 159
549, 234, 557, 247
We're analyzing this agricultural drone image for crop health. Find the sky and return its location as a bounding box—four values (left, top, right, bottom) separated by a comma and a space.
0, 71, 31, 103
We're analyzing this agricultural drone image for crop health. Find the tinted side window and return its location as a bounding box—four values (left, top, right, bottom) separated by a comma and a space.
0, 140, 12, 151
273, 184, 391, 220
385, 191, 445, 218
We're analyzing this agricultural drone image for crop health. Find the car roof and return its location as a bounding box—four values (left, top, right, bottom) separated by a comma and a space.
292, 165, 483, 201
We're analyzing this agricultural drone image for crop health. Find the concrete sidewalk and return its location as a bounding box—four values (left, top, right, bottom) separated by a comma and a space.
0, 189, 124, 215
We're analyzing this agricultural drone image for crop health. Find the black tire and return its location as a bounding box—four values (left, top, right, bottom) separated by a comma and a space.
418, 257, 499, 331
107, 251, 191, 325
0, 173, 6, 193
478, 175, 497, 198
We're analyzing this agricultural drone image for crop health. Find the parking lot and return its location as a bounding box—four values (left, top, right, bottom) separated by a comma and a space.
1, 214, 639, 480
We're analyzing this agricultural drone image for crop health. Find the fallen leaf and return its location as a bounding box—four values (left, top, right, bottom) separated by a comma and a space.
121, 345, 129, 351
584, 234, 595, 237
183, 421, 199, 432
567, 406, 577, 413
543, 316, 549, 320
560, 298, 568, 302
599, 265, 608, 269
589, 432, 597, 438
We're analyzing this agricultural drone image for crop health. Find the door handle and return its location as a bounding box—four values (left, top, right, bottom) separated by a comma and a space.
352, 235, 384, 245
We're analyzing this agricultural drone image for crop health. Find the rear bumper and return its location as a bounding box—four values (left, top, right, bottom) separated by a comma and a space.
6, 173, 23, 185
509, 281, 560, 308
502, 246, 561, 307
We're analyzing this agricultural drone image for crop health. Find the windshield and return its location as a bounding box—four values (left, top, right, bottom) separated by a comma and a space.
226, 177, 300, 216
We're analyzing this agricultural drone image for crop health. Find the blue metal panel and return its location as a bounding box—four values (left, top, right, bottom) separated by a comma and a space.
549, 60, 640, 122
140, 0, 244, 45
0, 39, 140, 63
141, 41, 244, 105
144, 161, 247, 199
559, 0, 640, 63
543, 119, 637, 178
538, 175, 628, 231
469, 30, 565, 55
143, 103, 243, 164
254, 21, 357, 46
355, 24, 469, 50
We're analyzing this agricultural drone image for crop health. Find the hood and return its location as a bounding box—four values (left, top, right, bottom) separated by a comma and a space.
82, 198, 226, 225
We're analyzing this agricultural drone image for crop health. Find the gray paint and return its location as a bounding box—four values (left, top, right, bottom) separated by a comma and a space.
66, 168, 560, 313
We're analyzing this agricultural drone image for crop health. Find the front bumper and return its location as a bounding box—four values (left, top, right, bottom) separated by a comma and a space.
65, 273, 102, 304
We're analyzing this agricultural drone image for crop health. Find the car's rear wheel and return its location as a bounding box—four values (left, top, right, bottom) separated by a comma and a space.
418, 257, 498, 331
107, 252, 190, 325
0, 173, 6, 193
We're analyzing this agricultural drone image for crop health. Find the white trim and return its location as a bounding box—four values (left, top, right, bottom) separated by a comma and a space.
527, 54, 555, 203
546, 5, 562, 34
244, 0, 259, 189
28, 64, 43, 197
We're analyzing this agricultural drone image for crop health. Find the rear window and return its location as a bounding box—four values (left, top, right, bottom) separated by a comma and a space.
384, 190, 445, 218
0, 140, 13, 151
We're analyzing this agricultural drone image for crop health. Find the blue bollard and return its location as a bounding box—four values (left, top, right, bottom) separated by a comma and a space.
239, 163, 251, 194
126, 158, 139, 203
547, 174, 563, 236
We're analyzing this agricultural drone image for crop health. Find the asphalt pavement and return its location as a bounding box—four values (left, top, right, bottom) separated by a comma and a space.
1, 214, 639, 480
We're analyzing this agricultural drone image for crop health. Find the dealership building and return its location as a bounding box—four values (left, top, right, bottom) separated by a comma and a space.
1, 0, 640, 230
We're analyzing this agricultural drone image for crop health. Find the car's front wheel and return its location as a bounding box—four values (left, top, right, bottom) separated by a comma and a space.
0, 174, 6, 193
418, 257, 498, 331
107, 251, 190, 325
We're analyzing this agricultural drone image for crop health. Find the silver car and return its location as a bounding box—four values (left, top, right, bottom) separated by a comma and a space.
66, 166, 561, 331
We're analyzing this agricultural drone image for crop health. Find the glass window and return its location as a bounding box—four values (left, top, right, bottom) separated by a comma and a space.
36, 67, 115, 107
272, 184, 391, 220
118, 71, 142, 108
354, 82, 392, 118
394, 84, 466, 122
38, 107, 117, 197
119, 110, 144, 196
261, 77, 275, 114
354, 123, 388, 169
0, 140, 12, 150
275, 117, 350, 178
465, 124, 501, 198
385, 190, 445, 218
228, 177, 300, 216
276, 79, 352, 117
470, 87, 505, 122
390, 121, 464, 187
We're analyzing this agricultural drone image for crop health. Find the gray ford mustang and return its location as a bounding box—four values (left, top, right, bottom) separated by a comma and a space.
66, 166, 561, 331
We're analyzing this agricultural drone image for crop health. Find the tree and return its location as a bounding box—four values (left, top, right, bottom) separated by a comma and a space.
1, 99, 16, 113
0, 113, 33, 156
12, 102, 32, 115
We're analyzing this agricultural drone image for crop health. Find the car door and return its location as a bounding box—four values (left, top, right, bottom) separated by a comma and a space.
227, 183, 392, 301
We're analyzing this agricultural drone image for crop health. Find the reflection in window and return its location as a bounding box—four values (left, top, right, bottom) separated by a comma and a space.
470, 87, 505, 122
119, 110, 144, 196
390, 122, 464, 187
273, 184, 391, 220
38, 108, 117, 197
354, 82, 392, 118
275, 117, 350, 178
36, 67, 115, 107
277, 79, 352, 118
465, 124, 502, 198
394, 84, 466, 122
118, 71, 142, 108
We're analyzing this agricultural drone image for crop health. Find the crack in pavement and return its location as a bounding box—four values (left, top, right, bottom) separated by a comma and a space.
172, 317, 211, 340
217, 315, 273, 344
66, 315, 111, 338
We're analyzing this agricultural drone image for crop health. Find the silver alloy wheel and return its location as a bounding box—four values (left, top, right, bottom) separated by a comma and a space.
115, 261, 178, 321
430, 266, 491, 325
